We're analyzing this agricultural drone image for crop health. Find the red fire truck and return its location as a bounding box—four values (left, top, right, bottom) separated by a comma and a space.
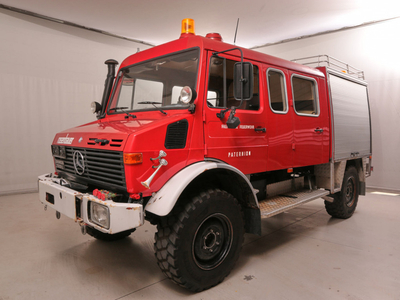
38, 19, 372, 291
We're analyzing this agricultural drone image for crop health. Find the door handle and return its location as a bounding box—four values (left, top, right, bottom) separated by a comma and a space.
314, 128, 323, 133
254, 128, 266, 133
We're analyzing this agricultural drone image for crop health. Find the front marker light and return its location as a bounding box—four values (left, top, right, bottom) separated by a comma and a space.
90, 202, 110, 229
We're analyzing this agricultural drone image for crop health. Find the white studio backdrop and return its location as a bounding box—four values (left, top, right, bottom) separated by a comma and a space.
0, 8, 150, 195
256, 18, 400, 191
1, 8, 399, 194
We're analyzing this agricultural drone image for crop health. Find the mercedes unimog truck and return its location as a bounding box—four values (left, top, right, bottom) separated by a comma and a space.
38, 19, 372, 291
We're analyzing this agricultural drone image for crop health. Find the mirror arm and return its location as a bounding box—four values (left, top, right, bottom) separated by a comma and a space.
226, 108, 240, 129
188, 103, 196, 114
217, 108, 230, 120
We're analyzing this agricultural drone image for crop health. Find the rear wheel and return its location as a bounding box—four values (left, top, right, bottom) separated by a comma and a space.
154, 189, 244, 292
325, 166, 359, 219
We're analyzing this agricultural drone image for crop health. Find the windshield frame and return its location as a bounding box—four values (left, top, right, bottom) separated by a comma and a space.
107, 47, 200, 116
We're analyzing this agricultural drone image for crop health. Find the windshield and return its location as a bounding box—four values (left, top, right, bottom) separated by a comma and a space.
108, 48, 199, 113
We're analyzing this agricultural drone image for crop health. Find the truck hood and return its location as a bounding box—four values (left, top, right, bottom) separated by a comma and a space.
53, 113, 189, 151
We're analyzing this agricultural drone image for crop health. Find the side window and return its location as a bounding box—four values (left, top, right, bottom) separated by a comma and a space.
267, 69, 288, 113
207, 56, 259, 111
292, 75, 319, 115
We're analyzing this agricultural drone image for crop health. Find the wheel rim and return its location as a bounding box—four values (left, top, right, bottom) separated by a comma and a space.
345, 176, 356, 207
192, 213, 233, 270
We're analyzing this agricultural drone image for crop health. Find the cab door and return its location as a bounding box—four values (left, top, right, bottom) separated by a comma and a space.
289, 73, 329, 167
265, 67, 294, 171
203, 53, 268, 175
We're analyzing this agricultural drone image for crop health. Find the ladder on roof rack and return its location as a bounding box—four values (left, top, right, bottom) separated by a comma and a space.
291, 55, 365, 80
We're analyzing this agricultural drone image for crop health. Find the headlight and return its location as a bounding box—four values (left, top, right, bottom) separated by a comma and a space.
90, 202, 110, 229
51, 145, 66, 159
51, 145, 60, 156
59, 146, 66, 158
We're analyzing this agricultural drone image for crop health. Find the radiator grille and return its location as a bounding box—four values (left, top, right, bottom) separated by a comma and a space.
55, 147, 126, 188
165, 119, 188, 149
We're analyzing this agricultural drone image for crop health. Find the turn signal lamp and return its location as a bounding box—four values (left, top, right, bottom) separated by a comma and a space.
124, 153, 143, 165
181, 18, 195, 37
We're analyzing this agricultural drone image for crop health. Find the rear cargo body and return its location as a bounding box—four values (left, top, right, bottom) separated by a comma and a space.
320, 67, 372, 161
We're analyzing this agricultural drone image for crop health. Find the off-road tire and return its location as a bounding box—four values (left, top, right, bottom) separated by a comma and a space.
325, 166, 359, 219
154, 189, 245, 292
86, 226, 134, 241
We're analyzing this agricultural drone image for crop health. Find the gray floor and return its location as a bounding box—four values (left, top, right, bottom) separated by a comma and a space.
1, 191, 399, 299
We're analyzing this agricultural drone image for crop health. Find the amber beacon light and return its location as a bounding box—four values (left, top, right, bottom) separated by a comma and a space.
181, 18, 195, 36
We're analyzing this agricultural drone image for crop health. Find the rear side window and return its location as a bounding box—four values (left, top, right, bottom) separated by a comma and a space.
291, 75, 319, 116
267, 69, 288, 113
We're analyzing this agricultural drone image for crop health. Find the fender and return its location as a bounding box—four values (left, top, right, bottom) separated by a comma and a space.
145, 160, 258, 216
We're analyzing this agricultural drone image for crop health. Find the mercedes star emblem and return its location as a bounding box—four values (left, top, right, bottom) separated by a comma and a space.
73, 151, 85, 175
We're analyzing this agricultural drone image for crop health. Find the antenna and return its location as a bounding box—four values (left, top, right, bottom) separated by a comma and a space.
234, 18, 239, 45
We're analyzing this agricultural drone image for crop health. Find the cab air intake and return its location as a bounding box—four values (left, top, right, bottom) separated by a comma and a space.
165, 120, 188, 149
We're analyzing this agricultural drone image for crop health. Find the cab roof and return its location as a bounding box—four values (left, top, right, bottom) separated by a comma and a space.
119, 34, 324, 78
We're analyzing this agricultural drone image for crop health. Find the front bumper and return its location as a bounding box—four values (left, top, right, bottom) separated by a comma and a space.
38, 174, 144, 234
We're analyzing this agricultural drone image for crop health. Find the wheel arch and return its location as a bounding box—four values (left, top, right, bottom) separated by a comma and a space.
346, 158, 366, 195
145, 161, 260, 233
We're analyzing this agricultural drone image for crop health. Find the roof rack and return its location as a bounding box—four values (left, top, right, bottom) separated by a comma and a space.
291, 55, 365, 80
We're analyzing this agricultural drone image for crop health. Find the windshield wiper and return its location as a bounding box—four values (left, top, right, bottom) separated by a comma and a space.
109, 107, 137, 119
137, 102, 167, 115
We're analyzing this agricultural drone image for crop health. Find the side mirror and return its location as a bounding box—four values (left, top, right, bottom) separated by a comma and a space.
91, 101, 102, 115
233, 62, 254, 101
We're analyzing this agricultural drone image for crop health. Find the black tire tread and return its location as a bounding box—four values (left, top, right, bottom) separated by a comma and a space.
154, 189, 243, 292
325, 166, 359, 219
325, 194, 350, 219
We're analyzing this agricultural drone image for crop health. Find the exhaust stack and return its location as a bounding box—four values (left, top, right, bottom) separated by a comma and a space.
100, 59, 119, 117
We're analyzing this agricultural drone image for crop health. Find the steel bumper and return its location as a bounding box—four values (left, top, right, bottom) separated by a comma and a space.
38, 174, 144, 234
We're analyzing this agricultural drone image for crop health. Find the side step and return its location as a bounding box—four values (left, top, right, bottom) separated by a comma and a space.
259, 189, 329, 218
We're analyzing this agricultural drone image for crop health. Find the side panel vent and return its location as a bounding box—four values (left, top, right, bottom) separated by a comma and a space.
165, 119, 189, 149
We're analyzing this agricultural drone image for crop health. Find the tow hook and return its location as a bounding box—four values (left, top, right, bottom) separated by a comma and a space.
80, 223, 87, 235
56, 211, 61, 219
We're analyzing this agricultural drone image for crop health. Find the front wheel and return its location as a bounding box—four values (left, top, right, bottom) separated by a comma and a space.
154, 189, 244, 292
325, 166, 359, 219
